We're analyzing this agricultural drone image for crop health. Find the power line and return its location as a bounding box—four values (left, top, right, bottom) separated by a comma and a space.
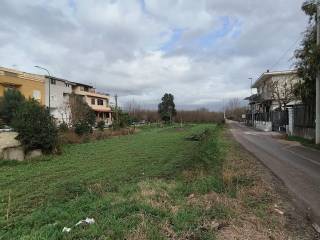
270, 35, 302, 70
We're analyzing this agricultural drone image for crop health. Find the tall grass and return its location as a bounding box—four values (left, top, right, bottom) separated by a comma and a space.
0, 124, 228, 239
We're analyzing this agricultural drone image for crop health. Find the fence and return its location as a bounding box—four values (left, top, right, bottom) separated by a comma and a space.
255, 112, 271, 122
245, 112, 270, 127
245, 105, 315, 139
271, 110, 288, 132
293, 105, 315, 128
245, 110, 288, 132
291, 105, 315, 140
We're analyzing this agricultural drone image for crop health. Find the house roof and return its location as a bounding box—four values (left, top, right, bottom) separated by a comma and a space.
73, 82, 93, 88
244, 94, 260, 102
0, 66, 110, 95
0, 66, 44, 82
252, 69, 298, 88
44, 75, 95, 88
45, 75, 77, 85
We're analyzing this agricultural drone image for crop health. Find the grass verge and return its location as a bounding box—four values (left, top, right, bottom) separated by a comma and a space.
287, 136, 320, 151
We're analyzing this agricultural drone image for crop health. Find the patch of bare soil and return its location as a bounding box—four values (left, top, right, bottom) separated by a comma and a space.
219, 131, 319, 240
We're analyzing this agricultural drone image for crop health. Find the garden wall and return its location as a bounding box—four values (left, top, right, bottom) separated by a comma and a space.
0, 132, 42, 161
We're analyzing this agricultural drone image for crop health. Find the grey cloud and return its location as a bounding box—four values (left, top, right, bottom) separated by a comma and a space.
0, 0, 309, 110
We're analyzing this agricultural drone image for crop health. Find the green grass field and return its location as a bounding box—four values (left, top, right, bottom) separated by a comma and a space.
0, 124, 227, 239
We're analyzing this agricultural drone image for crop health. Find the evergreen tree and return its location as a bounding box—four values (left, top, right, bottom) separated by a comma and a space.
0, 89, 25, 125
158, 93, 176, 123
12, 99, 58, 153
294, 1, 320, 108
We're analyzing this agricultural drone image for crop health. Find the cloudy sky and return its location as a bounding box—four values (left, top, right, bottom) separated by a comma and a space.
0, 0, 308, 110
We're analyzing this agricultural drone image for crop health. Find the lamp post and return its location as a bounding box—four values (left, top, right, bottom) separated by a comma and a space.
249, 77, 254, 127
34, 66, 51, 111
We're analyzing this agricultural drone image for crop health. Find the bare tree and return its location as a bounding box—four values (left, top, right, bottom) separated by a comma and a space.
57, 99, 72, 125
270, 76, 296, 110
69, 93, 95, 126
225, 98, 246, 121
175, 109, 224, 123
124, 99, 141, 118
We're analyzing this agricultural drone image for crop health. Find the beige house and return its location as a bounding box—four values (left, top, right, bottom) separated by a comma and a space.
72, 83, 112, 125
245, 70, 301, 132
251, 70, 301, 112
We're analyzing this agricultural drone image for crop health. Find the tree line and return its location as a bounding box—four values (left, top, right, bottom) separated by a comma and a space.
125, 93, 244, 124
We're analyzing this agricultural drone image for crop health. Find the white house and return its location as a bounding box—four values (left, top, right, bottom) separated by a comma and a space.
45, 76, 75, 124
251, 70, 301, 112
245, 70, 301, 132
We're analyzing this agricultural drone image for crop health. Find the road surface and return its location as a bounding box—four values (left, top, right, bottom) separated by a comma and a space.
229, 121, 320, 227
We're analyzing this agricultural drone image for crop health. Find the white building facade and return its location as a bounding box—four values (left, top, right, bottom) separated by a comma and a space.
45, 76, 75, 124
251, 70, 301, 112
245, 70, 301, 132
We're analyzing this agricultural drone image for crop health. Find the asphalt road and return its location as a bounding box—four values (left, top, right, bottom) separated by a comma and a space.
229, 120, 320, 227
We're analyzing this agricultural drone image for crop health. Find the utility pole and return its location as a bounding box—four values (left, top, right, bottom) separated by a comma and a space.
316, 3, 320, 144
168, 105, 172, 124
222, 98, 226, 120
249, 77, 254, 127
115, 94, 119, 127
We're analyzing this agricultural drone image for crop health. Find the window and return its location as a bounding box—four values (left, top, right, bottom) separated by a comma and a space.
51, 78, 56, 85
91, 98, 95, 105
84, 87, 89, 92
97, 99, 104, 105
33, 90, 41, 101
4, 85, 18, 91
65, 83, 70, 87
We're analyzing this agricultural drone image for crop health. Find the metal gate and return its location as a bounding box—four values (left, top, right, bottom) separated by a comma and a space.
271, 110, 288, 132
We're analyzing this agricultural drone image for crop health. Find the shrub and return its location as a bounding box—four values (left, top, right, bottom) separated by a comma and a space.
74, 121, 92, 136
12, 99, 58, 153
59, 122, 69, 132
112, 108, 131, 129
97, 120, 105, 131
0, 89, 25, 125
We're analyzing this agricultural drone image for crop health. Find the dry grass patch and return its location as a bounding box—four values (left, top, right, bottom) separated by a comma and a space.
125, 213, 149, 240
136, 180, 179, 214
59, 127, 136, 144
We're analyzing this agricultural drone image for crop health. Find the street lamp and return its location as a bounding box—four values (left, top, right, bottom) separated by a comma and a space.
34, 65, 51, 111
249, 77, 254, 126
